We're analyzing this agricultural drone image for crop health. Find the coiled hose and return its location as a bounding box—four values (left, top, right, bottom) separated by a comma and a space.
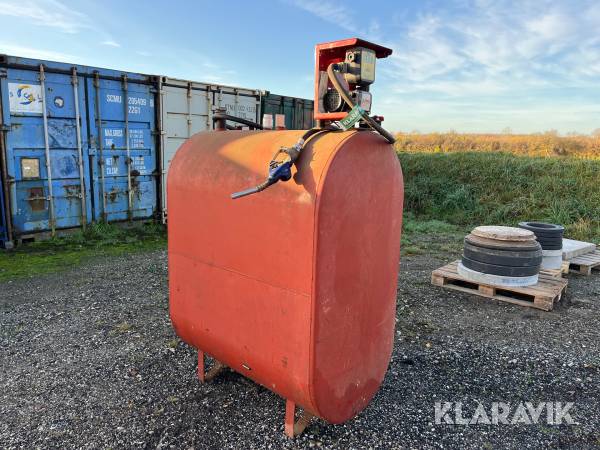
326, 63, 396, 144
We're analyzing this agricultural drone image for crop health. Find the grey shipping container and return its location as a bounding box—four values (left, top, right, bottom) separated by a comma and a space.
158, 77, 261, 222
261, 93, 314, 130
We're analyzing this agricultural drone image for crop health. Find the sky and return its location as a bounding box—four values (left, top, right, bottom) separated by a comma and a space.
1, 0, 599, 134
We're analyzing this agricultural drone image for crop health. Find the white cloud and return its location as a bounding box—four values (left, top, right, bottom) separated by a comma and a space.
372, 1, 600, 132
0, 0, 91, 34
286, 0, 357, 32
101, 40, 120, 48
0, 42, 75, 61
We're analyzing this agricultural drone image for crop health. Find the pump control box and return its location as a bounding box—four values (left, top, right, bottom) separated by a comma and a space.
344, 47, 376, 85
314, 38, 392, 122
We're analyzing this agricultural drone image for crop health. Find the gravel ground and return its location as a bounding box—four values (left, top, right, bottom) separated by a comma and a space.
1, 246, 599, 449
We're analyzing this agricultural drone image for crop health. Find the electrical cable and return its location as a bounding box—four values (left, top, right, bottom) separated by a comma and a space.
326, 63, 396, 144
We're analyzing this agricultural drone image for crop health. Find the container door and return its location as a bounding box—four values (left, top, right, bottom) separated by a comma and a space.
304, 100, 314, 129
261, 94, 285, 130
0, 65, 91, 236
212, 86, 260, 128
295, 99, 309, 129
87, 74, 157, 222
284, 97, 296, 130
160, 79, 210, 222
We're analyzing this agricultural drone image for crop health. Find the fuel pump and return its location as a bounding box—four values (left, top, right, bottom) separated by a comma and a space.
231, 38, 395, 199
168, 38, 404, 438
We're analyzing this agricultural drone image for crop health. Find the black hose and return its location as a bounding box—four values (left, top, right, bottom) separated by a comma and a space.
326, 64, 396, 144
212, 112, 264, 130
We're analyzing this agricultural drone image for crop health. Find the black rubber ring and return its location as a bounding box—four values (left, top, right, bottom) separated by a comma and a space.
518, 222, 564, 238
535, 237, 563, 245
535, 232, 562, 238
536, 239, 563, 247
463, 243, 543, 267
518, 221, 565, 231
539, 244, 563, 250
535, 234, 563, 241
464, 236, 541, 252
461, 256, 540, 277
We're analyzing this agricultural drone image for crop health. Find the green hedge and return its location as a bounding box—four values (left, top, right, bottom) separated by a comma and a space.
398, 152, 600, 242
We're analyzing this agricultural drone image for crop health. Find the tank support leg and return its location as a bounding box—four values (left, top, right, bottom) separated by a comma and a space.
284, 399, 314, 438
197, 350, 226, 383
197, 351, 205, 382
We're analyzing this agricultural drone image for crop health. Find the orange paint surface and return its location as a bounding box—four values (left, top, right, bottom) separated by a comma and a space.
168, 129, 403, 423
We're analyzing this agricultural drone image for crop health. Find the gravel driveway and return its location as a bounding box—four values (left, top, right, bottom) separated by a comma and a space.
1, 247, 599, 449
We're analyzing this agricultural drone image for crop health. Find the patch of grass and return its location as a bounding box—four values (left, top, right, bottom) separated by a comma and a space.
402, 245, 424, 256
0, 222, 166, 282
401, 215, 467, 257
112, 322, 133, 334
403, 218, 462, 234
166, 338, 179, 349
398, 152, 600, 243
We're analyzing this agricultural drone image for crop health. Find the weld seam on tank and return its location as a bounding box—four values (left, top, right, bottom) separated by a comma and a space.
176, 254, 311, 298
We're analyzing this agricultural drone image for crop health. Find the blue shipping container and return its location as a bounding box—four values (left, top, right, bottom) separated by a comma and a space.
0, 55, 158, 240
86, 70, 157, 222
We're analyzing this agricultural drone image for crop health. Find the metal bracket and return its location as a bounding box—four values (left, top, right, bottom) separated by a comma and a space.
285, 400, 314, 438
197, 350, 227, 383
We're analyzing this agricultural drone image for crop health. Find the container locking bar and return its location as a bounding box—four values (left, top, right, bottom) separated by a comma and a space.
39, 64, 56, 236
71, 67, 87, 230
122, 74, 133, 221
94, 72, 108, 222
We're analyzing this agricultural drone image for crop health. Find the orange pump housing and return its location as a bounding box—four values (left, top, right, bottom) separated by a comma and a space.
168, 129, 403, 424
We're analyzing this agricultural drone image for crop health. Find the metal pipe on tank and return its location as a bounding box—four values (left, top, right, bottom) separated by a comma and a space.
39, 64, 56, 236
71, 67, 87, 230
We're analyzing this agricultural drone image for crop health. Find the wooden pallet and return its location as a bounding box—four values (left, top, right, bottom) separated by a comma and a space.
540, 261, 570, 279
432, 260, 568, 311
567, 249, 600, 276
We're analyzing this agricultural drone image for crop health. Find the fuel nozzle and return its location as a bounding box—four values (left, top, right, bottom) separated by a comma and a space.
230, 147, 296, 199
230, 129, 326, 200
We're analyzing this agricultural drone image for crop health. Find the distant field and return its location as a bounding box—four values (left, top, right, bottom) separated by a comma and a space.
398, 152, 600, 242
395, 132, 600, 159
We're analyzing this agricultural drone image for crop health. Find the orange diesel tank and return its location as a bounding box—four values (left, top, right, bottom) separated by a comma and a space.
168, 129, 403, 433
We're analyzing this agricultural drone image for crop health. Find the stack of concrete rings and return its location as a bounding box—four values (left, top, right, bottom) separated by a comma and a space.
518, 222, 564, 270
458, 226, 543, 286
